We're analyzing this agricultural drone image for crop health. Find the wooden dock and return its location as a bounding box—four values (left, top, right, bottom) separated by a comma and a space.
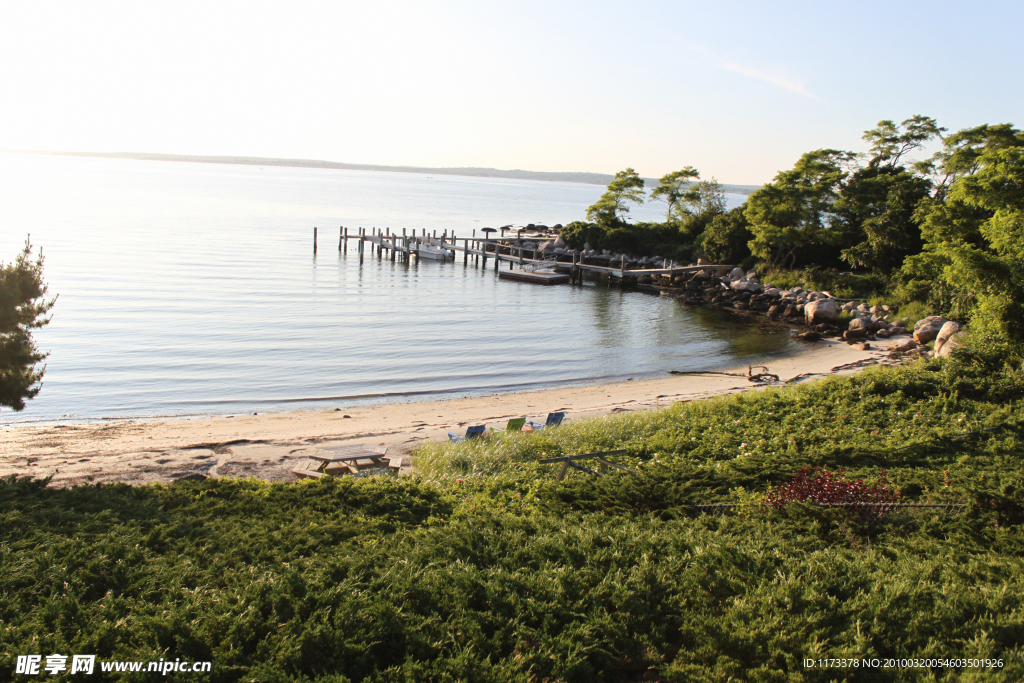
318, 225, 733, 283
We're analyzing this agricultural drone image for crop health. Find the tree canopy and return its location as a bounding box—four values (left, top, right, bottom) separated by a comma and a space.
649, 167, 700, 223
586, 168, 646, 226
1, 238, 56, 411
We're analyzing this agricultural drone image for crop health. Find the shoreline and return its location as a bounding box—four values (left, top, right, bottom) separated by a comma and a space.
0, 338, 905, 488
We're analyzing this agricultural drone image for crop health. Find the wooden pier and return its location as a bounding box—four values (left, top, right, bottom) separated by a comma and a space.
317, 226, 733, 283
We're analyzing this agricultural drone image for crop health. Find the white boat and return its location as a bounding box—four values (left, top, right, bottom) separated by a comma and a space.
417, 243, 452, 260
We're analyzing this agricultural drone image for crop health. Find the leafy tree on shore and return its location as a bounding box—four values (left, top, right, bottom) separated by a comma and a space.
836, 166, 932, 273
649, 167, 700, 223
894, 125, 1024, 331
744, 149, 855, 269
1, 238, 56, 411
678, 178, 728, 243
586, 168, 646, 226
862, 115, 945, 171
699, 206, 753, 265
835, 117, 943, 273
928, 146, 1024, 341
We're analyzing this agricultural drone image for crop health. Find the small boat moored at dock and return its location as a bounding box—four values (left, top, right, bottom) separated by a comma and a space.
417, 243, 452, 260
499, 265, 571, 285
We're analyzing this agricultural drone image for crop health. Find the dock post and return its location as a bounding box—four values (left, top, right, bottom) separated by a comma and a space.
341, 226, 345, 252
313, 227, 317, 254
358, 228, 364, 259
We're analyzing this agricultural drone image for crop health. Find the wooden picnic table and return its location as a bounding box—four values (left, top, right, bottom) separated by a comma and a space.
292, 444, 399, 479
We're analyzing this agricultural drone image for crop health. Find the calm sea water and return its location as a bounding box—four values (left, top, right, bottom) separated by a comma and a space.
0, 153, 794, 424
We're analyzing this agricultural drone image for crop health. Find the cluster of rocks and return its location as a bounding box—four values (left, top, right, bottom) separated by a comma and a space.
636, 266, 965, 354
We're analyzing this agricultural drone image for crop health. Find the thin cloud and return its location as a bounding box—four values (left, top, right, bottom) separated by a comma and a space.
718, 60, 822, 101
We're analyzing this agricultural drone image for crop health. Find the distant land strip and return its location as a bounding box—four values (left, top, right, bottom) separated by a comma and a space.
2, 149, 760, 195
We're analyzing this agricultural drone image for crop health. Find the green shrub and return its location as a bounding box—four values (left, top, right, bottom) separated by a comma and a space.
3, 345, 1024, 681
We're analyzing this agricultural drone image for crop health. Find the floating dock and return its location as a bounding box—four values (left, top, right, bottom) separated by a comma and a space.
499, 269, 571, 285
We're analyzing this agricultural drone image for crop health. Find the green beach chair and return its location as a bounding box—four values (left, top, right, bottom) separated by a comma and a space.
491, 417, 526, 436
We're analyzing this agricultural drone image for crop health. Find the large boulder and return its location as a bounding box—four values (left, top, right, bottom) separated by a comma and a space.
848, 317, 873, 334
729, 267, 745, 280
890, 337, 918, 353
805, 299, 839, 325
732, 279, 763, 293
934, 321, 962, 357
913, 316, 950, 344
553, 235, 567, 249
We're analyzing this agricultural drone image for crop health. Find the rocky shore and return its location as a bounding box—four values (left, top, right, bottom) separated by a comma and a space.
634, 265, 964, 358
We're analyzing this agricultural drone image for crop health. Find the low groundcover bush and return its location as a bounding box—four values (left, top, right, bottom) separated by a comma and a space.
2, 348, 1023, 682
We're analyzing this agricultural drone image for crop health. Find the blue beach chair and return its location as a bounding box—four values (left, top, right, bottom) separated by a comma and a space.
448, 425, 487, 442
528, 412, 566, 431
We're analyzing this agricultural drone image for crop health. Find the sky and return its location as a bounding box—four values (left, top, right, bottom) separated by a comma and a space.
0, 0, 1021, 185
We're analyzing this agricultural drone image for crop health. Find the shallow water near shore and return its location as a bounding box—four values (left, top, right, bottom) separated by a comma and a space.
0, 153, 796, 424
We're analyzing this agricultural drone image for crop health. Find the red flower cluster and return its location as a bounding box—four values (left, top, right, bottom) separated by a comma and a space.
765, 466, 900, 513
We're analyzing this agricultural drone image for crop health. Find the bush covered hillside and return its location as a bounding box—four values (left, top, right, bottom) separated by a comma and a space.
3, 339, 1023, 681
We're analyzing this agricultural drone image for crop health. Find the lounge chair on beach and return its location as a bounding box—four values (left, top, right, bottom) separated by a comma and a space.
528, 412, 566, 431
491, 417, 526, 436
448, 424, 487, 442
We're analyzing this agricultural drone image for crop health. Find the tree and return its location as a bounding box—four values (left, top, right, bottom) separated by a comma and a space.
930, 145, 1024, 341
678, 178, 727, 239
923, 123, 1023, 199
586, 168, 646, 226
893, 124, 1024, 322
744, 149, 855, 269
1, 238, 56, 411
650, 167, 700, 223
862, 115, 945, 170
699, 205, 753, 265
836, 166, 931, 273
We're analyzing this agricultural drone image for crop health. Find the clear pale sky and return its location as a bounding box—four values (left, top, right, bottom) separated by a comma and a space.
1, 0, 1020, 185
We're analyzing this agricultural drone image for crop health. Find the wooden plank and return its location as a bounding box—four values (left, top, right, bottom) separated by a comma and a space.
309, 445, 388, 462
594, 457, 638, 474
567, 460, 601, 477
292, 468, 324, 479
537, 449, 628, 464
556, 460, 570, 481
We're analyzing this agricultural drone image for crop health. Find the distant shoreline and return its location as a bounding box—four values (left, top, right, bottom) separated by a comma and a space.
1, 149, 760, 195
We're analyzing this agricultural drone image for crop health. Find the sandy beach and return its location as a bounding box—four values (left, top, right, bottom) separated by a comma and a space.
0, 338, 907, 487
